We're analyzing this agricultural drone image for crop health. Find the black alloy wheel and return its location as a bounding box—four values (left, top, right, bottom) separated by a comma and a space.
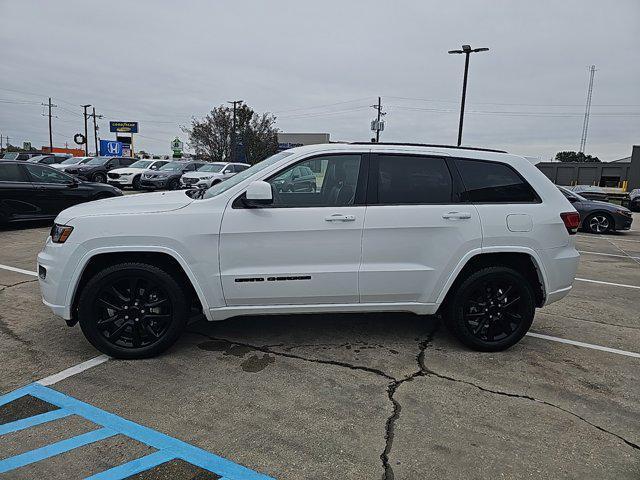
167, 178, 180, 190
132, 175, 141, 190
78, 263, 188, 358
585, 213, 612, 234
446, 266, 535, 351
93, 172, 106, 183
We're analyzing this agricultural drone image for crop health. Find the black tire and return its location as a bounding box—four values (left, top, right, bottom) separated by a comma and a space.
584, 213, 613, 234
445, 266, 535, 352
132, 175, 141, 190
167, 178, 179, 190
93, 172, 106, 183
77, 262, 188, 359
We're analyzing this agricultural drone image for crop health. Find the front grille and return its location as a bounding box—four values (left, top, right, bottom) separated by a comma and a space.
108, 173, 120, 179
183, 177, 198, 185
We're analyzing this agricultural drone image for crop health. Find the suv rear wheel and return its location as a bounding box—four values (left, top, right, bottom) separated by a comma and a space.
446, 266, 535, 351
77, 262, 188, 359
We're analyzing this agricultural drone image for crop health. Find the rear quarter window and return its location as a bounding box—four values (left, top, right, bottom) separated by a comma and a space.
455, 158, 540, 203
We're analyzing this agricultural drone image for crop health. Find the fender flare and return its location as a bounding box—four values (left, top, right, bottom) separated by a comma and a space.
65, 245, 213, 320
435, 246, 549, 305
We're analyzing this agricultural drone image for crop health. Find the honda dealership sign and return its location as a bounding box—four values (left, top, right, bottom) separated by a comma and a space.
99, 140, 123, 156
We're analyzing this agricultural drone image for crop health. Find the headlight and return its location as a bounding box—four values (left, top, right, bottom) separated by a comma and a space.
200, 176, 212, 180
616, 208, 632, 216
50, 224, 74, 243
120, 172, 132, 176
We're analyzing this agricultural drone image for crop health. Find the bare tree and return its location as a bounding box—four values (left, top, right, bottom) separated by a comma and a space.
184, 104, 278, 163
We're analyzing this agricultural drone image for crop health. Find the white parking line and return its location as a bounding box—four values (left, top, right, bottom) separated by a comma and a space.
575, 277, 640, 290
526, 333, 640, 359
578, 250, 640, 261
0, 263, 37, 277
36, 355, 110, 386
576, 234, 640, 244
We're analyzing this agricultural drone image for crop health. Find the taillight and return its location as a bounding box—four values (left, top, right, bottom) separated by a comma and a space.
560, 212, 580, 235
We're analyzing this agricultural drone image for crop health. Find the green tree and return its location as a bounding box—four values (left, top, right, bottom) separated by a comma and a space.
183, 104, 278, 164
554, 151, 600, 163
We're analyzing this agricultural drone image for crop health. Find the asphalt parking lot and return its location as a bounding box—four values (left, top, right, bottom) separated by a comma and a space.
0, 215, 639, 479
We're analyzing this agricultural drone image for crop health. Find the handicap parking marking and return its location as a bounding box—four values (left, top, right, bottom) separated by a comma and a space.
0, 383, 274, 479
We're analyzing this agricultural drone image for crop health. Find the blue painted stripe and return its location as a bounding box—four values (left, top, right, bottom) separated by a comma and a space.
0, 408, 72, 435
26, 384, 274, 480
85, 450, 176, 480
0, 385, 33, 407
0, 427, 115, 473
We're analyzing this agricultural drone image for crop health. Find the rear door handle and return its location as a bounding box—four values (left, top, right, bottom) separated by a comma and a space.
442, 211, 472, 220
325, 214, 356, 222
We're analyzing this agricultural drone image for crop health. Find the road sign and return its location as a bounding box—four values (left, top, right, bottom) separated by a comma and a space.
22, 141, 32, 150
171, 137, 183, 153
109, 122, 139, 133
99, 140, 123, 156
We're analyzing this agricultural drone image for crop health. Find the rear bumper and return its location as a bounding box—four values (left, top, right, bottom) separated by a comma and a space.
538, 242, 580, 306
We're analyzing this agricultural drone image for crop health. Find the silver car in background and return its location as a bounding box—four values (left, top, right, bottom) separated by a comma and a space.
180, 162, 250, 189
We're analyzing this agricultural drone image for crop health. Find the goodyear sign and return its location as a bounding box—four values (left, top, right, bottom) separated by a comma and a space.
109, 121, 139, 133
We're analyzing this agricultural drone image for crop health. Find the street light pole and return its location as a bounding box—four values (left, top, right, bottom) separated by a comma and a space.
448, 45, 489, 146
227, 100, 243, 162
82, 104, 91, 156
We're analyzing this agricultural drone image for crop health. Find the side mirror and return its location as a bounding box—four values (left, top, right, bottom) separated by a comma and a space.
243, 180, 273, 207
67, 178, 79, 188
567, 196, 578, 203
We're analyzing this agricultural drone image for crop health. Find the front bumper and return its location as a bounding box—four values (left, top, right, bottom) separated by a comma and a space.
37, 239, 87, 321
139, 178, 168, 189
181, 179, 210, 189
613, 213, 633, 231
107, 176, 134, 187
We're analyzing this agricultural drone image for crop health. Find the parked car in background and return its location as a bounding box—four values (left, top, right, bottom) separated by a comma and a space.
140, 160, 206, 190
1, 152, 40, 160
180, 162, 250, 189
53, 156, 94, 171
567, 185, 609, 202
0, 160, 122, 225
65, 156, 136, 183
272, 164, 317, 192
558, 186, 633, 233
27, 154, 73, 165
629, 189, 640, 212
38, 143, 580, 358
107, 159, 169, 190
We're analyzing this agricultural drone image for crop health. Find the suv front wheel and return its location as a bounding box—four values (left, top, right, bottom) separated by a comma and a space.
446, 266, 535, 351
77, 262, 188, 359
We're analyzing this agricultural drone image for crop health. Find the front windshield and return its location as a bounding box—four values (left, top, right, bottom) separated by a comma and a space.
197, 163, 226, 173
159, 162, 185, 171
2, 153, 19, 160
202, 151, 293, 199
86, 157, 110, 165
129, 160, 152, 169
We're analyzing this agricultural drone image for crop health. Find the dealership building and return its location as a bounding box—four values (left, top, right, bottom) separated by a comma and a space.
535, 145, 640, 190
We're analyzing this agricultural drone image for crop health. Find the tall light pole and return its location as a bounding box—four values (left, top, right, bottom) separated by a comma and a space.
448, 44, 489, 146
227, 100, 243, 162
82, 104, 91, 156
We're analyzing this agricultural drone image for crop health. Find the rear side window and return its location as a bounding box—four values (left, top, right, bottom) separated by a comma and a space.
0, 163, 26, 182
376, 155, 453, 204
455, 159, 539, 203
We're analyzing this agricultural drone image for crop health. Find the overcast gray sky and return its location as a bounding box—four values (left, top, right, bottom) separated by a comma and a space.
1, 0, 638, 160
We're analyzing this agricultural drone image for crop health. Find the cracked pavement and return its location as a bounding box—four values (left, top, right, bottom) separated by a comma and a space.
1, 220, 639, 479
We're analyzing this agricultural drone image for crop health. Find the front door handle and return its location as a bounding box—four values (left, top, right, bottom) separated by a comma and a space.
442, 211, 472, 220
325, 214, 356, 222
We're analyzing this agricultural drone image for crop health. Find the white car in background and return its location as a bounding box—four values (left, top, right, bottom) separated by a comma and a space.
180, 162, 250, 189
107, 159, 170, 190
52, 156, 94, 171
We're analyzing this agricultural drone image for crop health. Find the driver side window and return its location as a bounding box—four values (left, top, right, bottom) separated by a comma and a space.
24, 164, 73, 184
267, 155, 362, 207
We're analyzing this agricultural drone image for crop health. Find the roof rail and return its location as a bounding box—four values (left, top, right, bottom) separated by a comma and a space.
349, 142, 507, 153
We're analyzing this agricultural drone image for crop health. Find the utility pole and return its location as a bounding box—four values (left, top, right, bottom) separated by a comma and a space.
42, 97, 57, 152
448, 45, 489, 146
227, 100, 243, 162
579, 65, 596, 153
89, 108, 103, 155
370, 97, 386, 142
82, 104, 91, 155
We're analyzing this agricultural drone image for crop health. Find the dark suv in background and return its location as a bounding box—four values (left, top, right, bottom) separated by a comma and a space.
65, 156, 136, 183
140, 160, 207, 190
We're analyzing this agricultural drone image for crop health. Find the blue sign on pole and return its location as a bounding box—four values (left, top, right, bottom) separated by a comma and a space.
99, 140, 123, 156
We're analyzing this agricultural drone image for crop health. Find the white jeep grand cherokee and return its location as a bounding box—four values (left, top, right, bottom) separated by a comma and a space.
37, 143, 580, 359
